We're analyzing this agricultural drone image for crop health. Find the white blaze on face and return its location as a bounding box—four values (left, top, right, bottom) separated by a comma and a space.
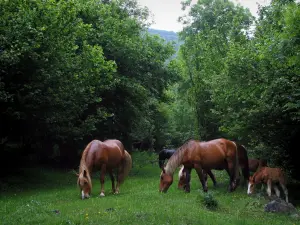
81, 190, 90, 199
247, 183, 252, 195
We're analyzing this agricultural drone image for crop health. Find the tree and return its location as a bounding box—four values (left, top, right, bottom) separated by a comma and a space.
178, 0, 253, 139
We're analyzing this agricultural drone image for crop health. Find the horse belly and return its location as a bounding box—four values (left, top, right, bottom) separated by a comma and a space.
106, 152, 123, 168
201, 155, 226, 170
94, 150, 123, 169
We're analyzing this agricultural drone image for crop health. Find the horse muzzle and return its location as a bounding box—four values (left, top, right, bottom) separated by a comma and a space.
159, 188, 167, 193
81, 191, 90, 200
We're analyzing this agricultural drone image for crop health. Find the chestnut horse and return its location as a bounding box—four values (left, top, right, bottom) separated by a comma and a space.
247, 167, 288, 202
77, 139, 132, 199
160, 138, 239, 193
248, 158, 267, 173
178, 142, 249, 190
158, 149, 176, 168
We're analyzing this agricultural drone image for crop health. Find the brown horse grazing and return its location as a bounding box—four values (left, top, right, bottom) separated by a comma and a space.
160, 138, 240, 193
248, 158, 267, 173
247, 167, 288, 202
178, 142, 250, 190
77, 139, 132, 199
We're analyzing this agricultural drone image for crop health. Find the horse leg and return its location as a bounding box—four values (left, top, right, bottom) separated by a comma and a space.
108, 170, 116, 194
183, 168, 192, 193
260, 183, 265, 192
194, 164, 207, 192
100, 164, 107, 197
273, 184, 280, 198
206, 169, 217, 187
225, 164, 237, 192
266, 179, 272, 198
115, 160, 125, 194
280, 183, 289, 203
203, 170, 208, 187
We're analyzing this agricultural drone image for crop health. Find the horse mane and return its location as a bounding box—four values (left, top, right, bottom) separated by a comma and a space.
78, 141, 94, 188
165, 140, 194, 175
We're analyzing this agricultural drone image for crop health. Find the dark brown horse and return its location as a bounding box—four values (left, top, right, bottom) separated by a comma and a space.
159, 138, 240, 193
247, 167, 288, 202
178, 142, 250, 189
158, 149, 176, 168
77, 139, 132, 199
248, 158, 267, 173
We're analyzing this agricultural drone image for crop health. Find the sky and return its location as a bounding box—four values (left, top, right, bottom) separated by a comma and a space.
137, 0, 272, 32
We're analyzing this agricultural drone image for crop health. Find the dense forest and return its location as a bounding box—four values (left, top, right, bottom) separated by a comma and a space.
0, 0, 299, 178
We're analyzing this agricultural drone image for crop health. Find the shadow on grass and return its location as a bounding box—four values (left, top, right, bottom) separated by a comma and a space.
0, 167, 75, 195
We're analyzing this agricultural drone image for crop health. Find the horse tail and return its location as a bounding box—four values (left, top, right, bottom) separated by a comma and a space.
240, 144, 250, 181
232, 142, 240, 185
119, 150, 132, 184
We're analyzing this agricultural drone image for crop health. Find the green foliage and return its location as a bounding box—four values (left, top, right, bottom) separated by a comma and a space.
200, 192, 219, 210
173, 0, 300, 177
2, 0, 300, 180
0, 0, 178, 166
177, 0, 254, 140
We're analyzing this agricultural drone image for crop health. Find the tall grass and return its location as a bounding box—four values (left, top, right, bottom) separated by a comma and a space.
0, 151, 299, 225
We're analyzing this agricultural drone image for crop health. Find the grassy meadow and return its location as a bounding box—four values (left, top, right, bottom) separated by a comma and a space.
1, 151, 300, 225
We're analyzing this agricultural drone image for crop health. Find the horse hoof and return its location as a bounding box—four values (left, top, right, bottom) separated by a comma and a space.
100, 193, 105, 197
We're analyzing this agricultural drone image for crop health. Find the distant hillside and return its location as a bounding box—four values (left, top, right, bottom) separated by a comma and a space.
148, 28, 179, 42
148, 28, 182, 55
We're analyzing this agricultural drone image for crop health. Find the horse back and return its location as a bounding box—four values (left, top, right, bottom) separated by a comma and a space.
190, 139, 237, 169
103, 139, 125, 152
159, 149, 176, 160
248, 158, 268, 172
248, 159, 260, 172
91, 139, 125, 168
256, 167, 286, 184
205, 138, 237, 159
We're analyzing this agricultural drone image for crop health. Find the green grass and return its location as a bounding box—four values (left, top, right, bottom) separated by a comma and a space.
1, 151, 299, 225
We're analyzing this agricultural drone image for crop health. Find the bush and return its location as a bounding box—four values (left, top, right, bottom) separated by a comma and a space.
200, 193, 218, 210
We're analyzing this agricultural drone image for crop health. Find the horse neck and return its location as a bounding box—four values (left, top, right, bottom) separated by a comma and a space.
79, 142, 95, 180
165, 148, 185, 175
253, 171, 263, 184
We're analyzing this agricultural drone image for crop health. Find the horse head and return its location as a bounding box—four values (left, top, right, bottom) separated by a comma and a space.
247, 175, 255, 195
77, 169, 92, 199
159, 168, 173, 193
